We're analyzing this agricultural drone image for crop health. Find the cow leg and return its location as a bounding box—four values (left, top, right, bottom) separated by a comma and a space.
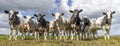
44, 29, 47, 40
76, 30, 80, 40
34, 32, 37, 39
22, 33, 24, 40
76, 33, 79, 40
55, 33, 57, 40
82, 33, 85, 40
84, 33, 86, 40
15, 30, 18, 40
64, 30, 67, 40
63, 31, 65, 40
68, 30, 71, 40
38, 32, 40, 40
34, 31, 40, 40
103, 27, 107, 40
106, 30, 110, 40
87, 30, 91, 40
92, 32, 95, 39
81, 33, 83, 40
27, 30, 30, 39
58, 30, 62, 40
87, 32, 91, 40
71, 30, 74, 40
64, 29, 68, 40
94, 30, 98, 39
104, 31, 107, 40
9, 29, 13, 40
22, 32, 25, 40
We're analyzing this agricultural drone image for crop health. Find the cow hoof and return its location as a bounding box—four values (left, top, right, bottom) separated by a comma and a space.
9, 39, 11, 40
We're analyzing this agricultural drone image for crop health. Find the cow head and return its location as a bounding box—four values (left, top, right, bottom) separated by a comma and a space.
34, 14, 45, 22
24, 16, 34, 23
69, 9, 83, 18
4, 10, 19, 20
69, 9, 83, 25
52, 12, 64, 21
103, 10, 116, 20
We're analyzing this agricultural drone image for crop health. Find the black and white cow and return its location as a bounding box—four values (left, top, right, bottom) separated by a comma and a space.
81, 16, 91, 40
4, 10, 25, 40
49, 20, 59, 40
52, 12, 70, 40
95, 10, 116, 40
24, 16, 39, 40
90, 18, 98, 39
69, 9, 83, 40
34, 14, 48, 40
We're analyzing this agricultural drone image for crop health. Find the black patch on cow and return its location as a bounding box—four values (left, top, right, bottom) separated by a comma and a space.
81, 17, 91, 32
6, 11, 20, 27
70, 9, 82, 26
81, 18, 91, 26
38, 18, 47, 28
35, 14, 47, 28
101, 15, 112, 26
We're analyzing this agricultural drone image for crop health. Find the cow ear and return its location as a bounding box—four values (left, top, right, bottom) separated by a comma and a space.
34, 14, 37, 17
79, 9, 83, 13
42, 14, 45, 17
52, 13, 55, 16
15, 12, 19, 14
112, 11, 116, 14
103, 12, 106, 15
32, 17, 34, 18
69, 10, 73, 13
23, 16, 26, 18
61, 13, 64, 16
4, 10, 9, 13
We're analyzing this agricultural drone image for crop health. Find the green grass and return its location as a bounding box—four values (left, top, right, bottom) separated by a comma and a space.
0, 35, 120, 46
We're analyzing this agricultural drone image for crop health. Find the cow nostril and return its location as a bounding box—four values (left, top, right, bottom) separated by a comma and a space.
56, 19, 59, 21
9, 18, 12, 20
27, 22, 29, 23
108, 18, 111, 20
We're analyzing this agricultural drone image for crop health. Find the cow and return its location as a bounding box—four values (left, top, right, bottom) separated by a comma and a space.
95, 10, 116, 40
4, 10, 25, 40
23, 16, 39, 40
81, 16, 91, 40
90, 18, 98, 39
49, 20, 58, 40
52, 12, 70, 40
69, 9, 83, 40
34, 14, 48, 40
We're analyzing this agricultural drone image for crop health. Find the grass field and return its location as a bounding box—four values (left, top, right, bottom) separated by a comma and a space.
0, 35, 120, 46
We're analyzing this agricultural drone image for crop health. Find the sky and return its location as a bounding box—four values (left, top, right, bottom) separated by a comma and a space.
0, 0, 120, 36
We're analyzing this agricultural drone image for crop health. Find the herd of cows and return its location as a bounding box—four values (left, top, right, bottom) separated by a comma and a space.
4, 9, 115, 40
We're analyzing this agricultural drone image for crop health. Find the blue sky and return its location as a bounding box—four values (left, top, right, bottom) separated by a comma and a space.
0, 0, 120, 35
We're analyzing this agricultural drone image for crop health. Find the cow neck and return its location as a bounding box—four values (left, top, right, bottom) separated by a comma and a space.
101, 15, 112, 26
70, 15, 81, 26
38, 18, 47, 28
82, 18, 90, 26
56, 16, 63, 25
9, 15, 20, 26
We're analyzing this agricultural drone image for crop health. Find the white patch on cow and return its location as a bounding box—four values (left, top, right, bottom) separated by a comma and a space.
106, 11, 112, 19
49, 20, 56, 30
61, 16, 70, 23
96, 16, 105, 26
83, 16, 88, 18
25, 16, 32, 23
9, 10, 14, 18
54, 12, 61, 20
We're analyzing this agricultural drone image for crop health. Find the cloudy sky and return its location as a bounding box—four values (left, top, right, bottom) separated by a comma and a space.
0, 0, 120, 35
